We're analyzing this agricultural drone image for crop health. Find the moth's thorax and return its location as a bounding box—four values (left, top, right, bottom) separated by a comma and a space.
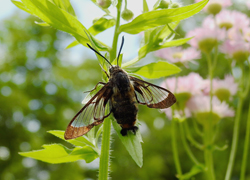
108, 65, 125, 75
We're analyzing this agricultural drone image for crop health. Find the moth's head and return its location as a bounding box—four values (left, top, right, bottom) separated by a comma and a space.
109, 65, 120, 74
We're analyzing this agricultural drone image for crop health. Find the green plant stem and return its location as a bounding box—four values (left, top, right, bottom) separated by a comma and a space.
224, 95, 244, 180
205, 52, 216, 180
98, 118, 112, 180
191, 117, 203, 136
240, 102, 250, 180
172, 117, 183, 179
99, 1, 122, 180
240, 61, 250, 180
110, 0, 122, 62
180, 122, 201, 165
225, 64, 246, 180
184, 121, 203, 150
203, 125, 215, 180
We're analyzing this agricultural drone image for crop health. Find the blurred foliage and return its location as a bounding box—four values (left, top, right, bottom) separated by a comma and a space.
1, 5, 250, 180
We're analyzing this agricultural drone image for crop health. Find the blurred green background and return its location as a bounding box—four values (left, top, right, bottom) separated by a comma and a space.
0, 1, 250, 180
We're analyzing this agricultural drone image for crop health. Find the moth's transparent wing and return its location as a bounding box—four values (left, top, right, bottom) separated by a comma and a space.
130, 76, 176, 109
64, 84, 112, 140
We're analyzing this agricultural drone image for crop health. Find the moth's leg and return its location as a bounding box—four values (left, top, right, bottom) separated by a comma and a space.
84, 82, 106, 93
131, 126, 138, 135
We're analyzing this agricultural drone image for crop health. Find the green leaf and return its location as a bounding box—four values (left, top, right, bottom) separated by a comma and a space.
138, 22, 179, 60
112, 120, 143, 167
132, 61, 181, 79
11, 0, 31, 14
48, 130, 96, 148
19, 144, 98, 164
51, 0, 76, 16
35, 21, 49, 26
143, 0, 149, 13
66, 16, 116, 49
89, 17, 116, 36
138, 37, 192, 60
152, 37, 193, 51
157, 22, 179, 41
20, 0, 109, 51
119, 0, 209, 34
84, 31, 110, 67
177, 164, 205, 179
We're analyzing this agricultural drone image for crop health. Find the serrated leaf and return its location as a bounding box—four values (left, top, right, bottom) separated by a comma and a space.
48, 130, 95, 148
133, 61, 181, 79
19, 144, 98, 164
119, 0, 209, 34
20, 0, 109, 51
112, 120, 143, 167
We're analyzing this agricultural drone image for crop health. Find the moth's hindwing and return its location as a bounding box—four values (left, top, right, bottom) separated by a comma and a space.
130, 76, 176, 109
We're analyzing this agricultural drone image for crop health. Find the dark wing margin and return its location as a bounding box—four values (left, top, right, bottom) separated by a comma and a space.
130, 76, 176, 109
64, 83, 113, 140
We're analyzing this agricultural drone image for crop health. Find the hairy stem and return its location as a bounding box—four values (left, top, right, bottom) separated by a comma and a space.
98, 118, 112, 180
98, 1, 122, 180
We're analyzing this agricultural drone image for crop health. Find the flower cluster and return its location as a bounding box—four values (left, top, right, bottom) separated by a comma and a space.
187, 7, 250, 62
155, 47, 200, 65
161, 73, 236, 124
195, 0, 232, 15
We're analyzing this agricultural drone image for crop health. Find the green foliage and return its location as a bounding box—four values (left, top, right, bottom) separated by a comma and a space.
112, 120, 143, 167
7, 0, 211, 179
19, 144, 98, 164
48, 130, 96, 148
17, 0, 109, 51
127, 61, 181, 79
119, 0, 208, 34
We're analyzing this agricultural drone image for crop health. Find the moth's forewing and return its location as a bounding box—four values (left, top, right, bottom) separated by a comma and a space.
64, 84, 113, 140
130, 76, 176, 109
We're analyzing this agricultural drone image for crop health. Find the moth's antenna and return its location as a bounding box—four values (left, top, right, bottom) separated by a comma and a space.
87, 43, 112, 66
117, 36, 124, 66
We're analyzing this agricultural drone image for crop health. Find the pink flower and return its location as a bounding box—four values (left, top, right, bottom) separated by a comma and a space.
161, 73, 206, 96
155, 47, 200, 64
187, 27, 226, 53
243, 28, 250, 42
215, 10, 250, 30
213, 75, 238, 95
195, 0, 232, 14
213, 75, 238, 101
227, 27, 245, 41
220, 40, 250, 62
246, 1, 250, 9
163, 108, 191, 119
187, 96, 234, 118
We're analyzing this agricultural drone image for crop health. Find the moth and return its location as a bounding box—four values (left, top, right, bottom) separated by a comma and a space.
64, 37, 176, 140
